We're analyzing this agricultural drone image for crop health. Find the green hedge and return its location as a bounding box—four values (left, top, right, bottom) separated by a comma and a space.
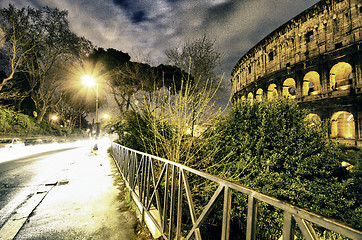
105, 110, 174, 156
0, 107, 62, 136
197, 98, 361, 238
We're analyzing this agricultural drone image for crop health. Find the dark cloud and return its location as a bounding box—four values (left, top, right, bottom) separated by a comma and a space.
0, 0, 320, 79
166, 0, 182, 3
206, 1, 239, 23
113, 0, 129, 8
111, 0, 151, 25
131, 10, 147, 23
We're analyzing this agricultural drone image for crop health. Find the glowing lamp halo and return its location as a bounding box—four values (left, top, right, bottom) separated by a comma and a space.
81, 75, 96, 87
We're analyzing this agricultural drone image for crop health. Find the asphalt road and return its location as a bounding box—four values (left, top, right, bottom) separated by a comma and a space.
0, 148, 78, 229
0, 140, 146, 240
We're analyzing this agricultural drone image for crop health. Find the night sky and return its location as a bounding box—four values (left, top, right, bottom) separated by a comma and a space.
1, 0, 320, 78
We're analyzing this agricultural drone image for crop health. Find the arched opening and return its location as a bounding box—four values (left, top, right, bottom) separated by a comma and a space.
283, 78, 296, 99
241, 95, 246, 102
0, 27, 5, 48
303, 71, 321, 96
330, 62, 353, 91
330, 111, 355, 139
267, 84, 278, 100
247, 92, 253, 102
256, 88, 264, 102
306, 113, 321, 125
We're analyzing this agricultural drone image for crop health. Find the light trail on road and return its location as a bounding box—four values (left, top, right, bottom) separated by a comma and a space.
0, 140, 95, 238
0, 138, 139, 239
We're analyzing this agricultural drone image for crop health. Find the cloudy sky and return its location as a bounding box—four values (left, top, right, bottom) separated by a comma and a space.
1, 0, 319, 79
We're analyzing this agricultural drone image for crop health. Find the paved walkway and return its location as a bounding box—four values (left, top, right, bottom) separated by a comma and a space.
10, 139, 151, 240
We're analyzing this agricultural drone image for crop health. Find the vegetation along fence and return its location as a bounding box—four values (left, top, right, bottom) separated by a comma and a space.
110, 142, 362, 240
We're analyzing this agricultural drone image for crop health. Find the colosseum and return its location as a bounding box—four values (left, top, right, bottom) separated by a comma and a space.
231, 0, 361, 146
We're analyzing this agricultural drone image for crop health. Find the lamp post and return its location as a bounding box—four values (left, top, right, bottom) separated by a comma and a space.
81, 75, 99, 150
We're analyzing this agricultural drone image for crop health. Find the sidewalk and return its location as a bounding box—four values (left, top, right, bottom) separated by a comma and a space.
12, 139, 151, 240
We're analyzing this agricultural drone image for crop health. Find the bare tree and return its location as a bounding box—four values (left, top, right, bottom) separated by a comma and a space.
53, 92, 88, 131
0, 5, 93, 122
165, 34, 224, 135
129, 76, 226, 166
0, 5, 36, 95
165, 34, 222, 91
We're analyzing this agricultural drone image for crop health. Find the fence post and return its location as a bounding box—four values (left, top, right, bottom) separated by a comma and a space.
168, 165, 176, 239
162, 163, 169, 232
283, 212, 296, 240
246, 194, 257, 240
221, 186, 232, 240
176, 169, 183, 239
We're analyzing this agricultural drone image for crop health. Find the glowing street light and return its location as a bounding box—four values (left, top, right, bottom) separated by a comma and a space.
81, 75, 99, 150
50, 115, 58, 125
81, 75, 96, 87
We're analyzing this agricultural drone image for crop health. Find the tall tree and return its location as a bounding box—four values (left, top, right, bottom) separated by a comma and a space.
165, 34, 223, 135
112, 62, 152, 113
88, 48, 185, 116
0, 5, 35, 97
25, 7, 92, 122
88, 48, 135, 115
53, 92, 89, 131
165, 34, 222, 90
0, 5, 93, 122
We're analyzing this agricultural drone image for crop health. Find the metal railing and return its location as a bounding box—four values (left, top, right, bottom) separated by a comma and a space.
110, 142, 362, 240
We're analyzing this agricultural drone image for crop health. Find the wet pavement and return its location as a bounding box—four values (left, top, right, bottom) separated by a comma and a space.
0, 139, 151, 240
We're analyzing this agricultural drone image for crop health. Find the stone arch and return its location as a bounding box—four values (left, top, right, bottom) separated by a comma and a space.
329, 62, 353, 91
267, 84, 278, 100
0, 27, 5, 48
330, 111, 355, 139
283, 78, 296, 99
256, 88, 264, 102
303, 71, 321, 96
247, 92, 253, 102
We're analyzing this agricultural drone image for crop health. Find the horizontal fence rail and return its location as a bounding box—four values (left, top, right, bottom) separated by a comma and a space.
110, 142, 362, 240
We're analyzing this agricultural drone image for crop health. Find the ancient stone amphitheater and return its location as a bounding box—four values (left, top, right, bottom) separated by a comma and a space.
231, 0, 361, 146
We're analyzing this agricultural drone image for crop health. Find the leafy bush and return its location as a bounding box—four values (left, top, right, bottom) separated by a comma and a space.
0, 108, 21, 134
105, 110, 174, 156
0, 107, 60, 136
196, 98, 360, 238
107, 75, 225, 165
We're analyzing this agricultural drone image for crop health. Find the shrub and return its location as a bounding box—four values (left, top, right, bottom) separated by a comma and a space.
108, 76, 225, 164
197, 98, 360, 238
106, 110, 174, 157
0, 107, 58, 136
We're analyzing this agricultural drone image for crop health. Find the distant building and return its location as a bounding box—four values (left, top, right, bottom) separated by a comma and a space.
231, 0, 362, 146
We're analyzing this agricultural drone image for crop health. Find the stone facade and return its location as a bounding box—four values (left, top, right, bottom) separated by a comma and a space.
231, 0, 362, 144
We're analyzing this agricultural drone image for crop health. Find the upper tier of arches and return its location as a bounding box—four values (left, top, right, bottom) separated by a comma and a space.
231, 0, 361, 144
231, 0, 361, 95
237, 62, 354, 102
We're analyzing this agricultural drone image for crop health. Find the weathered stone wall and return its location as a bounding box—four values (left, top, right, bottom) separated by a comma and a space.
231, 0, 362, 143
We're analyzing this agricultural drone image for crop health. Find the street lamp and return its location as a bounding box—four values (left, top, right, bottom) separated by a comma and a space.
81, 75, 99, 150
50, 115, 58, 125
